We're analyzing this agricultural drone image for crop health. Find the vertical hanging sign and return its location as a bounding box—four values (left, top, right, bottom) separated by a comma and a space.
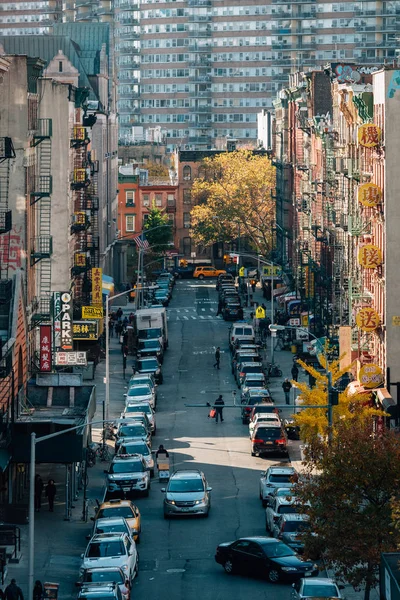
92, 268, 102, 306
52, 292, 61, 350
39, 325, 52, 372
60, 291, 73, 350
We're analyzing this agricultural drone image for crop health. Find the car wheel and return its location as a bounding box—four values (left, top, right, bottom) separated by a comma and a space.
251, 450, 256, 457
267, 568, 280, 583
223, 559, 234, 574
198, 274, 204, 280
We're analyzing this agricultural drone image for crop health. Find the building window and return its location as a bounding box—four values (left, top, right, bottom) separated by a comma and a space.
143, 213, 150, 226
183, 165, 191, 181
168, 213, 175, 226
183, 236, 191, 255
155, 193, 162, 206
183, 189, 191, 204
126, 190, 135, 206
183, 212, 191, 228
167, 193, 175, 207
142, 193, 150, 207
126, 215, 136, 232
59, 61, 63, 72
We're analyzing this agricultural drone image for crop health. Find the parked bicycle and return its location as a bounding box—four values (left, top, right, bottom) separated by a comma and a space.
266, 362, 283, 378
96, 443, 112, 462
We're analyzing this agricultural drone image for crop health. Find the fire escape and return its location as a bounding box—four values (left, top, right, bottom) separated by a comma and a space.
30, 118, 53, 321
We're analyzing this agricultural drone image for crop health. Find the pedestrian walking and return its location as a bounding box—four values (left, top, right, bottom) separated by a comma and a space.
214, 395, 224, 423
282, 379, 292, 405
291, 364, 299, 382
250, 279, 256, 293
238, 307, 244, 320
117, 307, 123, 320
4, 579, 23, 600
129, 312, 134, 324
108, 318, 114, 338
34, 474, 43, 512
213, 347, 220, 370
33, 581, 43, 600
45, 479, 56, 512
216, 299, 223, 316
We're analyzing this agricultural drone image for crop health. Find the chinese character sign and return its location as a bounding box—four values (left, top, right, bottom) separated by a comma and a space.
52, 291, 61, 350
40, 325, 52, 372
55, 351, 87, 366
92, 267, 102, 306
358, 183, 382, 207
358, 124, 381, 148
60, 291, 73, 350
75, 253, 86, 267
73, 320, 98, 340
359, 364, 383, 389
356, 307, 380, 332
358, 244, 382, 268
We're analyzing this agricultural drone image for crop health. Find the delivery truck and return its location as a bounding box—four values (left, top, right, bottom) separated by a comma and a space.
135, 307, 168, 350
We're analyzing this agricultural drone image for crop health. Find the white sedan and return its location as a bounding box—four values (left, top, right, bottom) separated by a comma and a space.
249, 412, 281, 438
80, 532, 138, 583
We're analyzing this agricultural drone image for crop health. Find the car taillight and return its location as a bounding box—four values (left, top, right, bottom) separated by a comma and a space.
245, 407, 251, 413
276, 438, 286, 445
252, 438, 264, 444
240, 372, 245, 377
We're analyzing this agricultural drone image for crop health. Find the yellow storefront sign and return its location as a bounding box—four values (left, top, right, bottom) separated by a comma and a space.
356, 307, 380, 332
262, 265, 281, 278
358, 244, 382, 269
359, 364, 383, 389
358, 183, 382, 208
82, 306, 104, 319
92, 267, 103, 306
358, 124, 381, 148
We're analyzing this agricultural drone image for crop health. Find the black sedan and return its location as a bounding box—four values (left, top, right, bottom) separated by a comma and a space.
215, 537, 318, 583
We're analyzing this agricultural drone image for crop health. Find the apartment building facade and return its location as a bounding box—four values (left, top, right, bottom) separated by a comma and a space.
0, 0, 62, 36
272, 64, 400, 418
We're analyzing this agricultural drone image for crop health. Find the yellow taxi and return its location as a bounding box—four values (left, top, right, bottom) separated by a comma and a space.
94, 499, 141, 543
193, 266, 227, 279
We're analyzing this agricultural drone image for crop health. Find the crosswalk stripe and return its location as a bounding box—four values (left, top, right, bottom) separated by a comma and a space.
182, 316, 189, 320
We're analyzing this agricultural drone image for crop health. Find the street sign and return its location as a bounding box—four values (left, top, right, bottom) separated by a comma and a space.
262, 265, 282, 278
289, 318, 301, 326
60, 292, 73, 350
297, 329, 309, 341
255, 306, 266, 319
72, 320, 98, 340
82, 306, 103, 319
55, 351, 87, 366
239, 266, 245, 277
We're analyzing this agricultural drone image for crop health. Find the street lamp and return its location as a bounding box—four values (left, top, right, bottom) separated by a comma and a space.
269, 324, 335, 441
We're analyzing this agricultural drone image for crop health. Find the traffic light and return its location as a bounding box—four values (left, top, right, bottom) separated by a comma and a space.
223, 254, 229, 264
180, 259, 188, 267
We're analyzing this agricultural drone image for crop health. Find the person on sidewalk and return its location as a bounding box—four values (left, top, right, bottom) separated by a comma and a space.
213, 347, 220, 369
45, 479, 56, 512
214, 395, 224, 423
4, 579, 23, 600
238, 307, 244, 320
34, 474, 43, 512
282, 379, 292, 405
33, 581, 43, 600
291, 364, 299, 382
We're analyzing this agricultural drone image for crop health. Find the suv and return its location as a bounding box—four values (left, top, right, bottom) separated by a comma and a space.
259, 466, 297, 506
76, 582, 123, 600
250, 423, 288, 457
80, 533, 138, 583
216, 273, 234, 290
118, 440, 155, 477
236, 362, 264, 387
271, 513, 310, 552
134, 357, 163, 384
163, 469, 212, 519
193, 266, 226, 279
115, 422, 151, 451
136, 339, 164, 364
125, 385, 155, 409
105, 454, 151, 497
122, 403, 156, 435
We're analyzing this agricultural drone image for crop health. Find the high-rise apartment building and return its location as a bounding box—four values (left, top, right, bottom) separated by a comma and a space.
0, 0, 62, 35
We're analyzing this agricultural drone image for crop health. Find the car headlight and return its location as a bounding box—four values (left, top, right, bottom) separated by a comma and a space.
122, 564, 129, 572
281, 567, 298, 572
165, 499, 175, 505
195, 496, 206, 505
156, 369, 161, 375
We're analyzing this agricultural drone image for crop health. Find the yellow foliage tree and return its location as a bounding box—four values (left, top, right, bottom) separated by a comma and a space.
190, 150, 276, 255
293, 355, 383, 443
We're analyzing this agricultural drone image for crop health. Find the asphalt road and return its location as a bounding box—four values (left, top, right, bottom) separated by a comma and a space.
129, 279, 295, 600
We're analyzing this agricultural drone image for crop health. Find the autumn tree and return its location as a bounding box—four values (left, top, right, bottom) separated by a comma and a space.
189, 150, 276, 256
143, 206, 172, 253
145, 161, 169, 178
295, 418, 400, 600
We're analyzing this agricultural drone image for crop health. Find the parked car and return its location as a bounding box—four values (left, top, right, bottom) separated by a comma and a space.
251, 422, 288, 457
241, 389, 272, 424
231, 350, 260, 374
215, 537, 319, 583
216, 273, 235, 289
162, 469, 212, 519
157, 271, 175, 286
222, 301, 242, 321
250, 403, 280, 424
122, 402, 156, 434
265, 496, 301, 533
93, 499, 141, 542
266, 486, 296, 508
174, 265, 195, 279
249, 411, 281, 437
236, 362, 264, 387
229, 323, 255, 350
152, 290, 169, 306
115, 422, 151, 451
129, 373, 157, 399
125, 384, 155, 409
77, 568, 129, 600
80, 533, 138, 583
120, 413, 152, 436
136, 338, 164, 364
76, 582, 123, 600
271, 514, 310, 553
89, 517, 133, 542
118, 440, 155, 477
292, 577, 343, 600
105, 454, 151, 497
240, 372, 269, 393
193, 266, 226, 279
134, 357, 163, 384
259, 466, 297, 506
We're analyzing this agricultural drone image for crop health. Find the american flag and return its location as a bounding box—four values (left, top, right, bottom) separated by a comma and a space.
134, 232, 150, 250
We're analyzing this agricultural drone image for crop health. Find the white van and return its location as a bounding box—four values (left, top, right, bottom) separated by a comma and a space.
229, 322, 255, 350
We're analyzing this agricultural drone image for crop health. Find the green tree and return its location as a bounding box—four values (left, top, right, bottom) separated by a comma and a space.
143, 205, 172, 253
295, 418, 400, 600
190, 150, 276, 256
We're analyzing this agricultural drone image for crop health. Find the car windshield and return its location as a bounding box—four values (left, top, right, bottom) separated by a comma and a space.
122, 443, 150, 456
84, 570, 124, 584
278, 505, 299, 514
269, 474, 294, 483
97, 507, 133, 519
282, 520, 309, 533
125, 405, 152, 415
262, 542, 295, 558
276, 488, 294, 497
110, 461, 144, 474
247, 381, 266, 388
256, 427, 281, 439
96, 523, 128, 536
302, 584, 338, 597
243, 328, 253, 335
139, 328, 161, 339
127, 386, 151, 397
119, 425, 146, 437
138, 359, 158, 370
87, 541, 125, 558
243, 366, 262, 374
168, 478, 204, 493
248, 397, 270, 406
139, 341, 159, 350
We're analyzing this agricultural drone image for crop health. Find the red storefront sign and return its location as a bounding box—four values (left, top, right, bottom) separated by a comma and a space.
40, 325, 52, 372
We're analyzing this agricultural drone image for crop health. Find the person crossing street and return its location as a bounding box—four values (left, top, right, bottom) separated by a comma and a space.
213, 347, 221, 369
214, 395, 224, 423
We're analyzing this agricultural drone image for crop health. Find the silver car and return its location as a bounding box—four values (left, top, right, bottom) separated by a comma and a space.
163, 470, 212, 519
122, 402, 156, 434
125, 384, 155, 409
115, 422, 151, 452
292, 578, 343, 600
259, 466, 297, 506
271, 513, 310, 553
118, 440, 155, 477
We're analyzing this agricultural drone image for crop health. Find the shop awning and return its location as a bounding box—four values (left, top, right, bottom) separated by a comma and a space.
0, 449, 10, 472
273, 286, 288, 298
375, 388, 397, 416
102, 275, 114, 296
